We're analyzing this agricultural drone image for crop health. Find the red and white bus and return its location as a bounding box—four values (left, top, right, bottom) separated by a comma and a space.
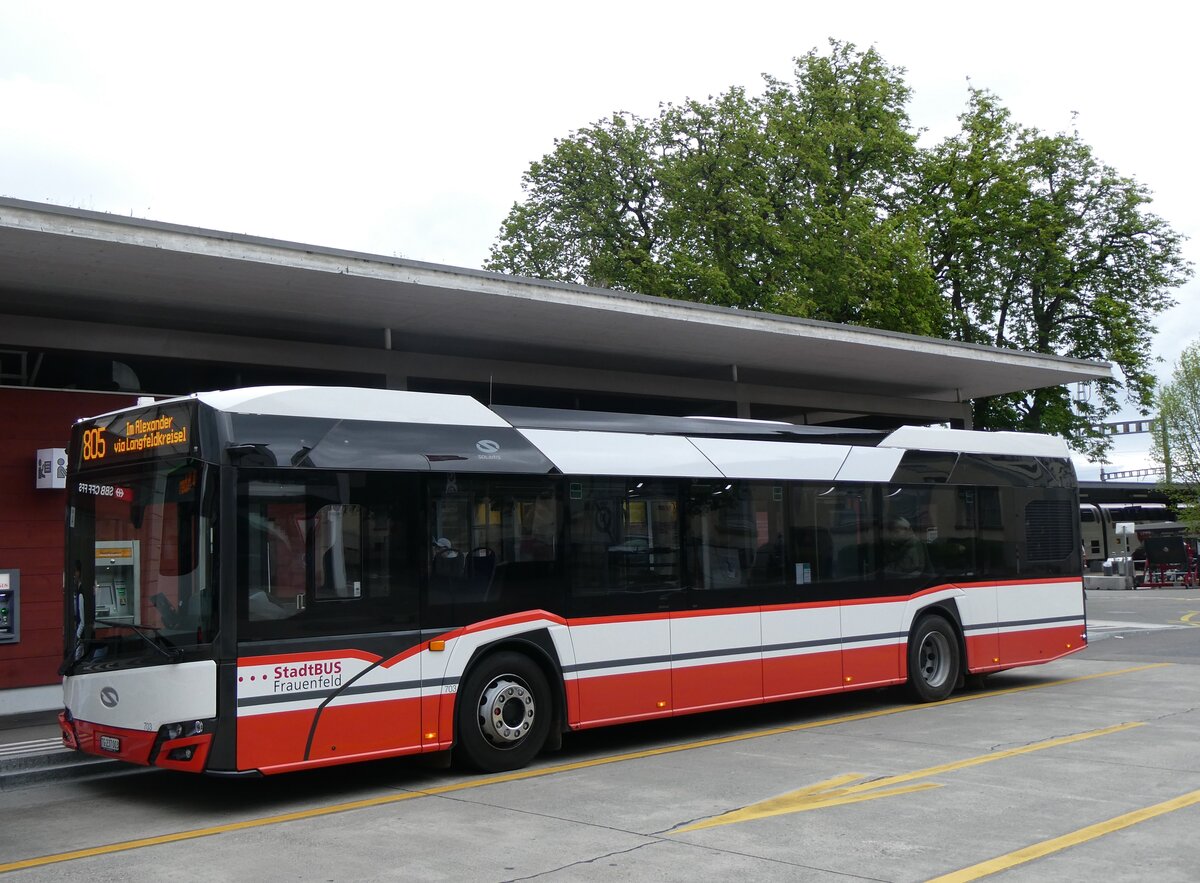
59, 387, 1086, 775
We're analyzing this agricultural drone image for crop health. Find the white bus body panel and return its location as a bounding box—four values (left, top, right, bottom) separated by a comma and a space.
518, 429, 722, 477
687, 438, 851, 480
996, 579, 1086, 636
197, 386, 509, 427
65, 660, 217, 731
834, 447, 906, 482
882, 426, 1071, 458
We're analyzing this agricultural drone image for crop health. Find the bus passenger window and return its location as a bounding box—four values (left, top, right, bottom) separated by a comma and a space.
243, 495, 307, 621
567, 478, 680, 595
881, 490, 931, 579
794, 484, 876, 584
313, 504, 363, 600
427, 476, 561, 621
688, 482, 783, 591
882, 515, 927, 577
238, 472, 418, 640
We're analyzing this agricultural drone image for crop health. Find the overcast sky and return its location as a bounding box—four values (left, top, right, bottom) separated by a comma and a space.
1, 1, 1194, 478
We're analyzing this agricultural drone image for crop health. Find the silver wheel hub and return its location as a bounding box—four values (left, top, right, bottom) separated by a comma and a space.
478, 677, 535, 745
919, 632, 951, 687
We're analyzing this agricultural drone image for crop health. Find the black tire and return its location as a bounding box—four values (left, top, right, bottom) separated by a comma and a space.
456, 651, 552, 772
906, 615, 960, 702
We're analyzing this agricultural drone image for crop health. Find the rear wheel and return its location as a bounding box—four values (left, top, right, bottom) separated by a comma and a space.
456, 651, 552, 772
906, 616, 960, 702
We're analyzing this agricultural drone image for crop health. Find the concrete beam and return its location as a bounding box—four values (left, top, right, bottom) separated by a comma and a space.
1, 313, 974, 425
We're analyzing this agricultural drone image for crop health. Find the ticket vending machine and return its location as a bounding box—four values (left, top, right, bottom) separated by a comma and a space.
0, 569, 18, 644
94, 541, 140, 625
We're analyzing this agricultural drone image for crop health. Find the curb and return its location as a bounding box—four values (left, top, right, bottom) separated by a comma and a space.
0, 747, 146, 791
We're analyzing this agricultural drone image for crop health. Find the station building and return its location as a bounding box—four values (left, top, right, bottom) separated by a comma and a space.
0, 197, 1111, 712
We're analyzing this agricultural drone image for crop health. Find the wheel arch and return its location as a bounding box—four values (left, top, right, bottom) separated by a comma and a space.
450, 628, 568, 751
908, 598, 968, 688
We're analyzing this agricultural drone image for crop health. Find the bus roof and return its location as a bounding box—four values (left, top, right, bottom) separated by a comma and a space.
75, 386, 1074, 481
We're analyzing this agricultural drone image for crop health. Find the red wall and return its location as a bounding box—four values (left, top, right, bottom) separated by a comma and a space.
0, 389, 138, 688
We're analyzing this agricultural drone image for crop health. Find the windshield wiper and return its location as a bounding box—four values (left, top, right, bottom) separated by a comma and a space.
94, 619, 184, 662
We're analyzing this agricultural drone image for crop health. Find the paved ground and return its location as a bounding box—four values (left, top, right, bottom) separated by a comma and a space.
0, 711, 62, 761
1, 589, 1197, 881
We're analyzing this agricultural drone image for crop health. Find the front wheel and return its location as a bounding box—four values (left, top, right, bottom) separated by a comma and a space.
456, 651, 552, 772
906, 616, 960, 702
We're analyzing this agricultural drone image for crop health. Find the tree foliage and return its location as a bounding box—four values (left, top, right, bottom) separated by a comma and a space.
1154, 344, 1200, 528
488, 41, 1193, 452
916, 89, 1191, 459
488, 41, 944, 336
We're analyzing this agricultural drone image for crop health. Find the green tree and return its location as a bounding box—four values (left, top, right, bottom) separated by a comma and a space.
915, 89, 1192, 459
487, 40, 943, 335
488, 112, 668, 295
489, 44, 1192, 453
1154, 343, 1200, 529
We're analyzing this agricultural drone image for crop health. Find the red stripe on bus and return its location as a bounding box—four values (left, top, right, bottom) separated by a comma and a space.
428, 693, 453, 752
421, 610, 568, 649
842, 642, 904, 687
238, 648, 382, 667
378, 643, 427, 669
669, 605, 762, 620
761, 598, 840, 614
155, 734, 213, 773
673, 658, 763, 709
69, 718, 159, 766
572, 668, 673, 726
763, 648, 843, 699
308, 697, 425, 759
238, 709, 317, 769
566, 611, 673, 627
998, 624, 1087, 668
965, 631, 1001, 673
943, 576, 1082, 590
459, 609, 568, 636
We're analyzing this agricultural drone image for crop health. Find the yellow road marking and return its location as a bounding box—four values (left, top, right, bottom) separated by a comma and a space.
929, 787, 1200, 882
0, 662, 1170, 874
1180, 611, 1200, 627
675, 722, 1142, 833
675, 775, 943, 833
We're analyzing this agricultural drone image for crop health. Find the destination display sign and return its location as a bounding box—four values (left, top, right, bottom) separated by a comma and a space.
76, 403, 196, 467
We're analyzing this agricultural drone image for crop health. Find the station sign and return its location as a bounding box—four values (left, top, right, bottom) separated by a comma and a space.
36, 448, 67, 489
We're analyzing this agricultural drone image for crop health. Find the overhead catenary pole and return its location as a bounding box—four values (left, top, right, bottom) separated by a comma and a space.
1162, 418, 1172, 484
1095, 417, 1166, 484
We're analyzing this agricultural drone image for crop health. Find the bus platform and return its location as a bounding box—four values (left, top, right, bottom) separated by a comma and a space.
0, 709, 131, 790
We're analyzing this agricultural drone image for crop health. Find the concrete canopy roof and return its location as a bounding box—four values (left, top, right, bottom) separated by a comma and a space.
0, 197, 1111, 408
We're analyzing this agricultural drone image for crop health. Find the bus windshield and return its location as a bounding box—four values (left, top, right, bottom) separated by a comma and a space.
64, 459, 215, 668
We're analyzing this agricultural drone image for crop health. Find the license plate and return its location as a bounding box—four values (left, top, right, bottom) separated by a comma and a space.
98, 735, 120, 753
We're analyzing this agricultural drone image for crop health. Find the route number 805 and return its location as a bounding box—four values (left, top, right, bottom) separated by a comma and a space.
81, 428, 107, 461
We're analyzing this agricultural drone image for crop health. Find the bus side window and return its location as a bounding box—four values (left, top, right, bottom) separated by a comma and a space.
687, 482, 784, 591
566, 478, 682, 616
239, 473, 418, 639
788, 525, 830, 585
975, 487, 1011, 576
426, 475, 561, 622
797, 484, 876, 584
313, 504, 363, 600
243, 495, 307, 622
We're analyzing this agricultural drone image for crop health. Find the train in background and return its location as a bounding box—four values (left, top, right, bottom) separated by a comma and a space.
1079, 502, 1177, 572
